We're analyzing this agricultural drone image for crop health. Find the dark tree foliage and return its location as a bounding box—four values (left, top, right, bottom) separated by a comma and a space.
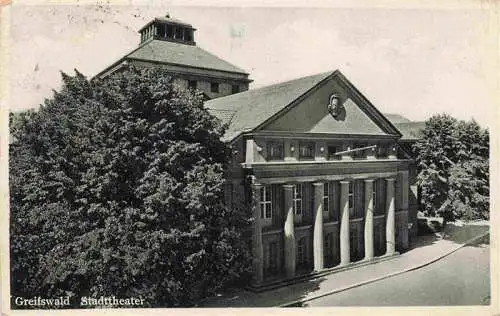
10, 66, 252, 307
414, 114, 489, 222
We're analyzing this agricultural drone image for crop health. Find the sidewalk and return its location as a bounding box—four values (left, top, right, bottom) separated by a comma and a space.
200, 220, 489, 307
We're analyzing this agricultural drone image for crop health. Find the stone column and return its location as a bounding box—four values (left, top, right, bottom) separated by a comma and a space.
284, 139, 294, 161
364, 179, 375, 261
251, 183, 264, 284
245, 139, 256, 165
339, 180, 350, 266
385, 178, 396, 256
283, 184, 296, 278
312, 182, 324, 271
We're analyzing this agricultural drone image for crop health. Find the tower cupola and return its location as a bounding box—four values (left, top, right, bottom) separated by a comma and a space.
138, 14, 196, 46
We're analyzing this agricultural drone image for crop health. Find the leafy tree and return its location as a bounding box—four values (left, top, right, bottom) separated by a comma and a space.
10, 66, 252, 307
414, 114, 489, 223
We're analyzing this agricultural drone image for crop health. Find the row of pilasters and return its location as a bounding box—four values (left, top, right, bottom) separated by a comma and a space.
252, 178, 397, 284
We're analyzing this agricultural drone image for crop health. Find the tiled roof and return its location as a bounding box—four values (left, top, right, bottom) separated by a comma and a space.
126, 40, 248, 74
207, 109, 236, 126
205, 71, 333, 140
383, 114, 425, 140
384, 113, 412, 124
393, 122, 425, 140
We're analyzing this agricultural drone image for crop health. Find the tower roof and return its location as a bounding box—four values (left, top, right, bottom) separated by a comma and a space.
96, 14, 250, 81
127, 40, 249, 74
138, 15, 195, 33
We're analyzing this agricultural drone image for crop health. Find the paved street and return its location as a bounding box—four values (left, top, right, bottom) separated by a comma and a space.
303, 235, 490, 306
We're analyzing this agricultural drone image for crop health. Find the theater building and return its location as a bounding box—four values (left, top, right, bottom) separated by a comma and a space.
206, 70, 419, 286
98, 15, 420, 287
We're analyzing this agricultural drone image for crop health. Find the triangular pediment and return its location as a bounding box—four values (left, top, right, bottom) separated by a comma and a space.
259, 71, 401, 137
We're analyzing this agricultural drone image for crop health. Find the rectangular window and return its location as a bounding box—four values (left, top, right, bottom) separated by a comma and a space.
373, 180, 377, 213
232, 84, 240, 94
188, 80, 197, 90
166, 25, 174, 38
350, 226, 358, 259
323, 182, 329, 214
395, 223, 400, 248
324, 234, 332, 256
324, 233, 333, 266
158, 24, 166, 37
267, 141, 284, 160
260, 186, 272, 219
297, 238, 306, 266
352, 143, 367, 159
377, 144, 388, 158
374, 223, 382, 254
175, 27, 183, 39
299, 142, 315, 159
269, 242, 278, 272
348, 182, 354, 216
211, 82, 220, 93
376, 180, 386, 216
327, 145, 341, 160
293, 184, 303, 215
184, 29, 193, 42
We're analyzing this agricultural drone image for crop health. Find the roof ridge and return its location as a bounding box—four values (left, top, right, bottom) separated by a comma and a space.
251, 70, 334, 91
210, 108, 237, 112
94, 41, 154, 79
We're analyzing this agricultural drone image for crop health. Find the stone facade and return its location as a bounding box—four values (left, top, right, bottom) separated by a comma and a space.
228, 139, 414, 285
209, 71, 420, 286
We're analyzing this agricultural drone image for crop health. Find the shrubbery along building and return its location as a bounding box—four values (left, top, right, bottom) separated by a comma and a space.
99, 14, 421, 288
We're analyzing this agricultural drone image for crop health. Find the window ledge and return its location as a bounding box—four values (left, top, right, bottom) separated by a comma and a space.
295, 224, 313, 231
251, 157, 407, 166
324, 221, 339, 226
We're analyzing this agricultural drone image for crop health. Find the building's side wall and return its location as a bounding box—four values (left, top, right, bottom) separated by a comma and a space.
173, 77, 249, 99
128, 59, 250, 99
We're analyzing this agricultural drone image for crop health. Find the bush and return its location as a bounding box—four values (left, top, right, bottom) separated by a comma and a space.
414, 114, 489, 223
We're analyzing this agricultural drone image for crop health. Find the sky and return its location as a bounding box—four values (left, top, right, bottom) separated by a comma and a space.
7, 1, 498, 128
